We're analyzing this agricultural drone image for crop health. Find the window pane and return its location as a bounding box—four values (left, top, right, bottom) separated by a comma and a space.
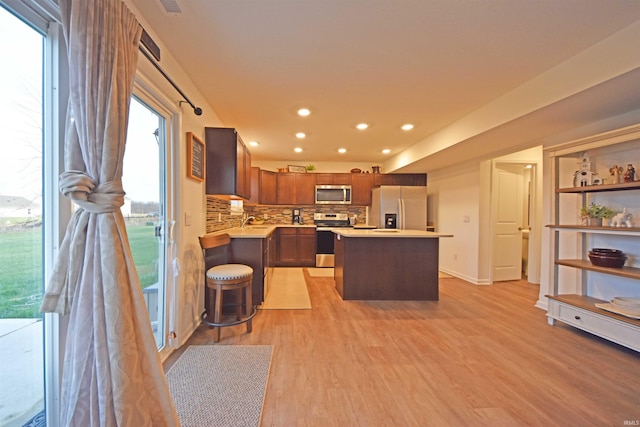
124, 97, 166, 349
0, 6, 46, 426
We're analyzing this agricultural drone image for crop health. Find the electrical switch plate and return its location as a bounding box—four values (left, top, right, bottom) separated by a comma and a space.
218, 212, 222, 222
184, 212, 192, 226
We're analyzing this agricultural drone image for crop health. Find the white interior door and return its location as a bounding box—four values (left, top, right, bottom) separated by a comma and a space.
492, 164, 524, 281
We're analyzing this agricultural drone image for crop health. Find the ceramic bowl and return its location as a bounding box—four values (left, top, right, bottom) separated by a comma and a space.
589, 248, 625, 257
588, 253, 627, 268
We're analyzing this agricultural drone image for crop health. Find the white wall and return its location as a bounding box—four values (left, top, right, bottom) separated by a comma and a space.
428, 162, 481, 283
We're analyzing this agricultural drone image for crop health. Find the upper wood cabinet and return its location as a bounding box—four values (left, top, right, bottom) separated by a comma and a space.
393, 173, 427, 186
315, 173, 352, 185
205, 127, 251, 199
351, 173, 374, 206
249, 167, 277, 205
373, 173, 426, 187
276, 173, 315, 205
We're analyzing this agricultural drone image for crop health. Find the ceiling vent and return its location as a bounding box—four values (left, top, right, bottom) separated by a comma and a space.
156, 0, 182, 14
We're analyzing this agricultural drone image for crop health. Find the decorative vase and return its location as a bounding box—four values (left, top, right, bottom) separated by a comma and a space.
587, 217, 603, 227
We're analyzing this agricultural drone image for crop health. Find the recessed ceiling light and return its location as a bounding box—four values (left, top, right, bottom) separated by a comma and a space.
356, 123, 369, 130
382, 149, 391, 154
296, 132, 306, 139
297, 108, 310, 117
338, 148, 347, 154
294, 147, 303, 153
249, 141, 259, 147
401, 124, 414, 131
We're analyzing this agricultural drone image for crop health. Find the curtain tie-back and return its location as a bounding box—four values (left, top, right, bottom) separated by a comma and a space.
59, 170, 125, 214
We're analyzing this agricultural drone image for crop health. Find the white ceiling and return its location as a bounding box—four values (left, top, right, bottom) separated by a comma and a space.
129, 0, 640, 172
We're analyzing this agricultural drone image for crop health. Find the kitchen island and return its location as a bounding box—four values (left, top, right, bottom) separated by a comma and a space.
332, 229, 453, 300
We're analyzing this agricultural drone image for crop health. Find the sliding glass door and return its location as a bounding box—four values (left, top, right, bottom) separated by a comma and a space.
123, 96, 170, 350
0, 6, 46, 425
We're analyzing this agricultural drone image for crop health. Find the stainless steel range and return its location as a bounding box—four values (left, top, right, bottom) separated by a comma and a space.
314, 213, 351, 267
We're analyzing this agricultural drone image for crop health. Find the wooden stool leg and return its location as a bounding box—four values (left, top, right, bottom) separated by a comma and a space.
236, 288, 243, 321
214, 286, 222, 342
245, 278, 253, 333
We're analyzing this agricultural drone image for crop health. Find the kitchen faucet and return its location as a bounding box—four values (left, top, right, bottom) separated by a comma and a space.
241, 214, 255, 228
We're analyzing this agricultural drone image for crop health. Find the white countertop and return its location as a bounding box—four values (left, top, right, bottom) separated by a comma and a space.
218, 224, 452, 239
222, 224, 314, 238
333, 228, 453, 238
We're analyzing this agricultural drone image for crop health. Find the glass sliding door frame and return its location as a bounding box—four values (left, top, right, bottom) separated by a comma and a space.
131, 75, 180, 360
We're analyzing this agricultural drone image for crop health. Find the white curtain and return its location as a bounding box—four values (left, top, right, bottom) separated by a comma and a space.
40, 0, 180, 425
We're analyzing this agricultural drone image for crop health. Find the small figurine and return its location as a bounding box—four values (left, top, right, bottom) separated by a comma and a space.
623, 164, 635, 182
610, 208, 633, 228
610, 165, 623, 184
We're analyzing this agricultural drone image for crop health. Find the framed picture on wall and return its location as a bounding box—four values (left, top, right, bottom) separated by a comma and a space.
287, 165, 306, 173
187, 132, 205, 182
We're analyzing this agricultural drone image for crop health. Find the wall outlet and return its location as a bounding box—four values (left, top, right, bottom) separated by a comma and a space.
218, 212, 222, 222
264, 214, 269, 219
463, 215, 470, 223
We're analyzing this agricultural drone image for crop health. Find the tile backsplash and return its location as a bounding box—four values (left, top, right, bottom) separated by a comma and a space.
206, 196, 367, 233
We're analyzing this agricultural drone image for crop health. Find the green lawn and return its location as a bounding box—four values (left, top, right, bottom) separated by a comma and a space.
0, 223, 159, 318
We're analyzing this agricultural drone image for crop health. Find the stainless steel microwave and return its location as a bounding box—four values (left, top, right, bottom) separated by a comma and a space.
315, 185, 352, 204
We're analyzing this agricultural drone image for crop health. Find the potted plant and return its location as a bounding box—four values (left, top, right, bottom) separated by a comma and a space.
305, 164, 316, 172
580, 202, 615, 226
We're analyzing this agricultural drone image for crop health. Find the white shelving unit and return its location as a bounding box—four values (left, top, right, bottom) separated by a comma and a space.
546, 131, 640, 352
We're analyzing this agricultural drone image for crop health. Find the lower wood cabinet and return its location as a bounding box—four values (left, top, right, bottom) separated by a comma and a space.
276, 227, 316, 266
229, 237, 270, 304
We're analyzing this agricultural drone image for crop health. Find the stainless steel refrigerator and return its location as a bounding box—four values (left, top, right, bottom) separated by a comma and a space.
369, 186, 427, 230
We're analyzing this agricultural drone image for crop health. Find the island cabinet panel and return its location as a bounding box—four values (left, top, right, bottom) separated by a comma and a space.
334, 235, 439, 300
228, 237, 266, 304
351, 173, 374, 205
205, 127, 251, 199
276, 227, 316, 266
276, 173, 315, 205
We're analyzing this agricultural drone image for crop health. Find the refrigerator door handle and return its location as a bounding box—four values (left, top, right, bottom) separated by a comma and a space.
398, 198, 405, 230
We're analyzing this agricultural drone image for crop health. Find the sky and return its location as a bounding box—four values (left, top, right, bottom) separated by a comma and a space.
0, 6, 160, 204
0, 7, 43, 202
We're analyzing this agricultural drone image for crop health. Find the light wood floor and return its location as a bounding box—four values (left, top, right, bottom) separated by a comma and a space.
164, 270, 640, 427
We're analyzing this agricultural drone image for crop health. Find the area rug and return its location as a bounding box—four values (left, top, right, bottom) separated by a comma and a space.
259, 268, 311, 309
306, 267, 335, 277
166, 345, 273, 427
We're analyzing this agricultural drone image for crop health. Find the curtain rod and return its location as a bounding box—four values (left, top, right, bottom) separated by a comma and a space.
139, 38, 203, 116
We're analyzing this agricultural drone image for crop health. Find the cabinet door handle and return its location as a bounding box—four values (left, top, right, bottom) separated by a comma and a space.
574, 315, 581, 320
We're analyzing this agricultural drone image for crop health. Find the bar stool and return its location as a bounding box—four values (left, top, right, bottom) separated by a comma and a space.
198, 233, 257, 342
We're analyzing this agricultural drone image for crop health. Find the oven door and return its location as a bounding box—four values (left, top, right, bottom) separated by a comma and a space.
315, 229, 335, 267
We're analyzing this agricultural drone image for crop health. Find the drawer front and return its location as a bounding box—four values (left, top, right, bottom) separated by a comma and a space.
549, 300, 640, 352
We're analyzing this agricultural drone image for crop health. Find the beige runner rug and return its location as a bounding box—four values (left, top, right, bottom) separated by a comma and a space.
260, 268, 311, 309
166, 345, 273, 427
